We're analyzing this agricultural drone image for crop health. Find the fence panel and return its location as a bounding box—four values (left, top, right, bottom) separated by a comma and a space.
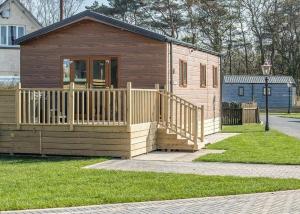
222, 108, 243, 125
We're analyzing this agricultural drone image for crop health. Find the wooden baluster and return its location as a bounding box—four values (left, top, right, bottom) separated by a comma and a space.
22, 90, 26, 123
57, 91, 60, 124
107, 90, 111, 124
102, 90, 105, 124
62, 91, 65, 124
76, 91, 79, 124
201, 105, 205, 142
33, 91, 36, 124
188, 104, 191, 137
194, 106, 199, 146
184, 101, 187, 137
92, 90, 95, 125
170, 95, 173, 130
112, 89, 116, 125
123, 91, 126, 124
38, 91, 41, 124
52, 91, 55, 124
97, 90, 100, 123
155, 84, 160, 123
87, 89, 90, 124
126, 82, 132, 127
47, 91, 50, 124
28, 91, 31, 124
15, 83, 21, 128
81, 90, 84, 124
175, 97, 178, 133
118, 91, 121, 125
68, 82, 75, 130
42, 91, 45, 124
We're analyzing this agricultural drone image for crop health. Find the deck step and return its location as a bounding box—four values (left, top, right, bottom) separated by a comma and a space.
157, 128, 200, 152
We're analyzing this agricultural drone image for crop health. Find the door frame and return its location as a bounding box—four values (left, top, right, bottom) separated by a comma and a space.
60, 55, 119, 88
89, 56, 110, 88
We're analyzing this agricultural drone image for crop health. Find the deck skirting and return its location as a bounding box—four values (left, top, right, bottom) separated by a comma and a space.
0, 122, 158, 159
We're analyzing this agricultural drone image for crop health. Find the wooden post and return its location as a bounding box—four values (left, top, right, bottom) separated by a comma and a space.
155, 84, 160, 123
68, 82, 74, 131
201, 105, 205, 142
16, 83, 21, 129
164, 85, 168, 127
126, 82, 132, 127
194, 106, 199, 146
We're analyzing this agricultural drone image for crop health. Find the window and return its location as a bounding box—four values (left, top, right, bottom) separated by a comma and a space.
238, 86, 244, 96
73, 60, 87, 84
179, 60, 187, 87
63, 59, 71, 84
0, 25, 25, 46
200, 63, 206, 87
263, 87, 271, 96
213, 66, 218, 88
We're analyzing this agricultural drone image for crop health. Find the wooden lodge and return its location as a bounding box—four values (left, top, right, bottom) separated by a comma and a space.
0, 10, 221, 158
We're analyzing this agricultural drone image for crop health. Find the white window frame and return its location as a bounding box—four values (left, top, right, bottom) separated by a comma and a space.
263, 87, 271, 96
0, 25, 26, 47
238, 86, 244, 96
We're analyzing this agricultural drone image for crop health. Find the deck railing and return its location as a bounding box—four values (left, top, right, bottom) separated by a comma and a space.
158, 90, 204, 143
16, 82, 204, 143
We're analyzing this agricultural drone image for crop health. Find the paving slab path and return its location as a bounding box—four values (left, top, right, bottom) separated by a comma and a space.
85, 159, 300, 179
4, 190, 300, 214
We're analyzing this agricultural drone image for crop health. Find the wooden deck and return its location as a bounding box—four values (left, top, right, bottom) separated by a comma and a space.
0, 83, 205, 158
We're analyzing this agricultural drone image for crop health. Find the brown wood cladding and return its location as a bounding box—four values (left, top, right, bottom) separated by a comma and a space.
171, 44, 221, 120
20, 19, 167, 88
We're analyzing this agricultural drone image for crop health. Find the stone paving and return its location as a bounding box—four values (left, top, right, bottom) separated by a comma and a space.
4, 190, 300, 214
133, 133, 238, 162
85, 159, 300, 179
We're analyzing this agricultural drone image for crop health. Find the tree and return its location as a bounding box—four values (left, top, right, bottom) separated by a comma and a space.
20, 0, 86, 26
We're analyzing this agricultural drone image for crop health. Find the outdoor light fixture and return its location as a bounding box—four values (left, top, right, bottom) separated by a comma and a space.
262, 60, 272, 131
261, 61, 272, 76
287, 80, 292, 114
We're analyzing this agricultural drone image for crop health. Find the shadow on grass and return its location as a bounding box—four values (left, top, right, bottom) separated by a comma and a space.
0, 154, 109, 165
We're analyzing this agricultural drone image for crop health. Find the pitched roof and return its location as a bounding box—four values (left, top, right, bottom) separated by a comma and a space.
15, 10, 220, 56
0, 0, 42, 27
223, 75, 296, 84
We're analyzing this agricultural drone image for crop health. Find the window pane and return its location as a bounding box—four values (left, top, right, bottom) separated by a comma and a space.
18, 27, 24, 38
184, 62, 187, 85
8, 26, 16, 45
63, 59, 71, 84
238, 87, 244, 96
111, 59, 118, 87
93, 60, 106, 80
74, 60, 87, 84
0, 26, 7, 45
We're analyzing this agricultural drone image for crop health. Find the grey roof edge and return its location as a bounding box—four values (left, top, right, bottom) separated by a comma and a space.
223, 75, 296, 84
0, 0, 42, 27
15, 10, 221, 57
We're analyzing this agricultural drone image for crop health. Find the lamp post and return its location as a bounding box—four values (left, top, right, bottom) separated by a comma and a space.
262, 61, 272, 131
287, 80, 292, 114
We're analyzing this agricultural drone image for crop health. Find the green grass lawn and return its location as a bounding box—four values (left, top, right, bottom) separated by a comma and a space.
196, 124, 300, 164
1, 155, 300, 211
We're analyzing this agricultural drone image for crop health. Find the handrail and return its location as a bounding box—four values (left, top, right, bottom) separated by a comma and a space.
157, 90, 204, 145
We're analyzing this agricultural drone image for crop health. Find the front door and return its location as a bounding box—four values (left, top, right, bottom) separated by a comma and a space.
89, 58, 110, 88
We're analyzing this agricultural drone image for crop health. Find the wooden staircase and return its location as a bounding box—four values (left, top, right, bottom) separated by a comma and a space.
157, 128, 205, 152
156, 90, 205, 152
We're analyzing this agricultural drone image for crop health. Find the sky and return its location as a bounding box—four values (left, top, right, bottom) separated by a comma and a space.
80, 0, 108, 11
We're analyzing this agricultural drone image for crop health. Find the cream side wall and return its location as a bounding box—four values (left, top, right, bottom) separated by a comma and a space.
171, 44, 221, 134
0, 1, 40, 76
